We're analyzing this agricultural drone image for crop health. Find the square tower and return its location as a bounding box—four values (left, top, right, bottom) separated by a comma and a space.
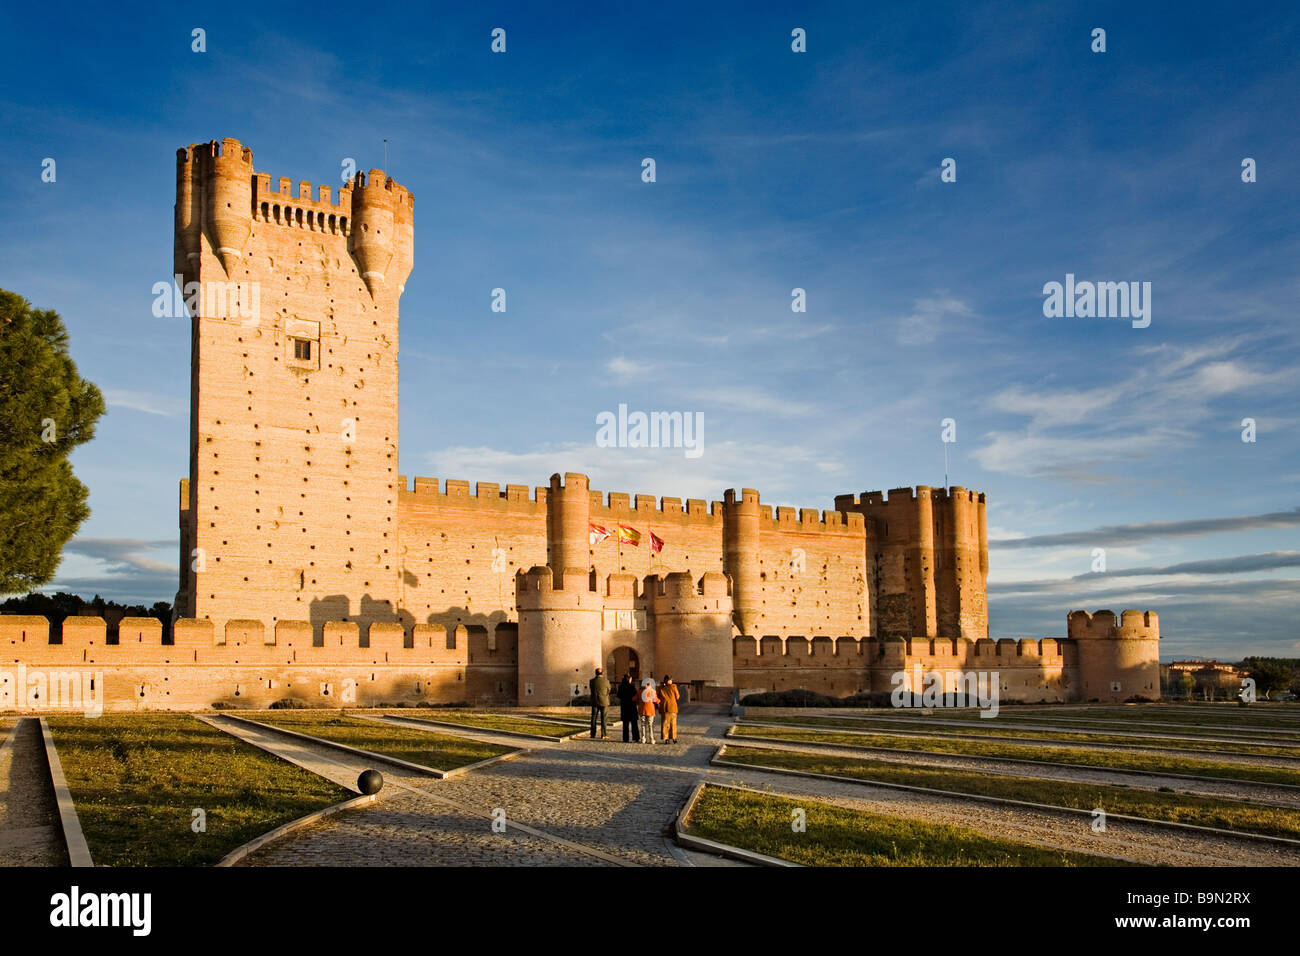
174, 138, 414, 639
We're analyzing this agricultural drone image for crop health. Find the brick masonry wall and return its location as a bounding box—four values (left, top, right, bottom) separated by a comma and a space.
0, 616, 516, 711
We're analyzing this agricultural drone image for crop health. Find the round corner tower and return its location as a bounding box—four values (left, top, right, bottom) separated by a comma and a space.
1069, 609, 1161, 703
547, 472, 592, 585
516, 565, 603, 705
722, 488, 760, 635
647, 570, 735, 686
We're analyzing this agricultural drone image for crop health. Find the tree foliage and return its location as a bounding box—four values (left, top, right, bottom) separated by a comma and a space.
1240, 657, 1296, 699
0, 591, 171, 631
0, 289, 105, 593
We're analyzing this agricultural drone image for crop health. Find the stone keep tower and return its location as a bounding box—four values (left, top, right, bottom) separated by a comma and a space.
836, 486, 989, 641
174, 138, 414, 638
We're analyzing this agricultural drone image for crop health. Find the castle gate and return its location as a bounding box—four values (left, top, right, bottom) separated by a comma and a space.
609, 646, 641, 682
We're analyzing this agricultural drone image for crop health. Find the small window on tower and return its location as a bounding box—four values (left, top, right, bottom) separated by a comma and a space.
285, 319, 321, 370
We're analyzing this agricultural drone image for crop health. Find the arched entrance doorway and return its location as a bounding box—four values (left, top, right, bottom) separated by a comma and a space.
609, 646, 640, 683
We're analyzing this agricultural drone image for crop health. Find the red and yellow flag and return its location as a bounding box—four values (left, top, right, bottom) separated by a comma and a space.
617, 524, 641, 546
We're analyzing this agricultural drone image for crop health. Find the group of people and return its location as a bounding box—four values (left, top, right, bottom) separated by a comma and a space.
587, 667, 680, 744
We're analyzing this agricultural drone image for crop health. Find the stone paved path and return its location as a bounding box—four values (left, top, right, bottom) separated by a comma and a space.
213, 707, 1296, 867
0, 718, 67, 867
224, 709, 737, 867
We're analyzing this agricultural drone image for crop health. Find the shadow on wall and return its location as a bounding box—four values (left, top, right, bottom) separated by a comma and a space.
308, 594, 512, 649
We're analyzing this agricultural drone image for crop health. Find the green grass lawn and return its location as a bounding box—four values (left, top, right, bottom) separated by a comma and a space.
731, 724, 1300, 786
250, 711, 511, 768
746, 715, 1300, 758
684, 785, 1127, 866
401, 709, 585, 739
720, 746, 1300, 839
46, 714, 349, 867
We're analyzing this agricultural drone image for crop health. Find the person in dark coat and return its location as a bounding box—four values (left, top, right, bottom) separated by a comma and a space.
589, 667, 610, 739
617, 673, 640, 742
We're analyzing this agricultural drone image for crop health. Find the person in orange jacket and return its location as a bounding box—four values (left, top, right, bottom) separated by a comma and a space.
658, 675, 680, 743
637, 678, 659, 745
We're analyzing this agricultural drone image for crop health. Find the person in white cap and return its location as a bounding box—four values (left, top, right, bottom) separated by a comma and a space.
637, 677, 659, 745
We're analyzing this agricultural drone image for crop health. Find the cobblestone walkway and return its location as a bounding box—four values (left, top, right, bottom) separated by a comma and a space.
228, 709, 736, 867
218, 707, 1293, 867
0, 719, 67, 867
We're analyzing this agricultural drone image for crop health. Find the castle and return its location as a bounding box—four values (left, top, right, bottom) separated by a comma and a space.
0, 139, 1161, 711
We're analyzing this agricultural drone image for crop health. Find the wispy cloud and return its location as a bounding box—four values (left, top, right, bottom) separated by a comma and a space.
992, 509, 1300, 549
605, 356, 645, 381
895, 294, 974, 346
40, 538, 180, 605
103, 389, 186, 417
63, 538, 178, 575
974, 342, 1297, 481
687, 385, 819, 419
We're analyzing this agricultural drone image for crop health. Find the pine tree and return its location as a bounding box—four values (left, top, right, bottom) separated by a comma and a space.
0, 289, 105, 593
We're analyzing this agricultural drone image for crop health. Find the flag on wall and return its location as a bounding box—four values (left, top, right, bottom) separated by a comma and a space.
650, 531, 664, 554
617, 524, 641, 546
589, 522, 610, 545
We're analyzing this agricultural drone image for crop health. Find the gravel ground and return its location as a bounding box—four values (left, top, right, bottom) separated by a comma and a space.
793, 712, 1300, 749
737, 719, 1300, 771
0, 718, 68, 867
727, 734, 1300, 808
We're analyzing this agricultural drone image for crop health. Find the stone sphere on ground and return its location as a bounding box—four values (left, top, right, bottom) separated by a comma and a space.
358, 769, 383, 794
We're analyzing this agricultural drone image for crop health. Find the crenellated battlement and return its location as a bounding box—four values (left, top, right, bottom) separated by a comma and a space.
643, 570, 732, 602
252, 172, 355, 235
177, 137, 414, 295
1069, 608, 1160, 640
248, 170, 412, 239
400, 475, 550, 509
516, 565, 595, 594
176, 137, 254, 169
932, 486, 986, 504
837, 485, 986, 509
731, 633, 1072, 661
398, 473, 868, 535
760, 504, 865, 533
0, 614, 516, 665
0, 613, 517, 711
589, 489, 723, 520
351, 168, 414, 208
734, 634, 865, 659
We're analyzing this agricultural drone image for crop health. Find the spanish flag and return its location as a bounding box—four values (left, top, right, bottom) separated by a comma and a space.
650, 531, 664, 554
589, 522, 611, 545
617, 524, 641, 546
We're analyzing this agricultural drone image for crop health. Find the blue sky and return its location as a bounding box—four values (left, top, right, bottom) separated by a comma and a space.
2, 0, 1297, 658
